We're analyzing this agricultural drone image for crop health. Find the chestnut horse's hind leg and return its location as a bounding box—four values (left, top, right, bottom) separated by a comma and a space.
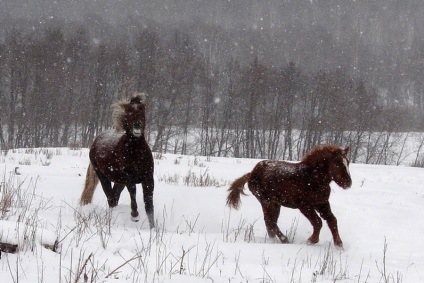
316, 202, 343, 248
299, 206, 323, 245
141, 176, 155, 229
127, 184, 139, 222
261, 202, 289, 243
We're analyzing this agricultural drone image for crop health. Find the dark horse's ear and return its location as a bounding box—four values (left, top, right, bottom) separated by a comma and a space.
130, 93, 146, 104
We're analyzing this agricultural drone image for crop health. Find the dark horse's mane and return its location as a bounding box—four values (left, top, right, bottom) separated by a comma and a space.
112, 93, 146, 132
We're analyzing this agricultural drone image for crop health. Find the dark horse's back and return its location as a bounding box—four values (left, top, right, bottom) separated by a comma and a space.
90, 130, 154, 185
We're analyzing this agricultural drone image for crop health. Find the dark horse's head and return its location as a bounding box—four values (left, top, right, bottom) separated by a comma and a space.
112, 93, 146, 138
304, 145, 352, 189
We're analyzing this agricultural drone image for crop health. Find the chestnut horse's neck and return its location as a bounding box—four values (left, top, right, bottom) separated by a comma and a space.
300, 145, 341, 184
302, 145, 340, 164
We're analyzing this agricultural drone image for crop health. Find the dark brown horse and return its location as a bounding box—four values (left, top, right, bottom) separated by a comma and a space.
227, 145, 351, 248
80, 93, 155, 228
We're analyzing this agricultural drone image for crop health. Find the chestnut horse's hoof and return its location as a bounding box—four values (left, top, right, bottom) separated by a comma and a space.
307, 237, 319, 245
279, 236, 289, 244
334, 241, 344, 250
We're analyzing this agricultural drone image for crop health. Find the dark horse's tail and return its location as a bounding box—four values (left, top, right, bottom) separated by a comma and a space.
80, 162, 99, 205
226, 173, 251, 210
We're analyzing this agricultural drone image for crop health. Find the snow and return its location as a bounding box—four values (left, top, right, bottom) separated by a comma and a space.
0, 148, 423, 282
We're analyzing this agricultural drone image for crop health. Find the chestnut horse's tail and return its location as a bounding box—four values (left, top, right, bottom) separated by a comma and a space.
226, 173, 251, 210
80, 162, 99, 205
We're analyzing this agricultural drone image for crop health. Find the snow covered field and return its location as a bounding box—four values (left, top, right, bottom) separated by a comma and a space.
0, 148, 423, 282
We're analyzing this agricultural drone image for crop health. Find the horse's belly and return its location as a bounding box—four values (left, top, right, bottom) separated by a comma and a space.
91, 153, 148, 184
102, 165, 146, 184
273, 193, 302, 209
276, 190, 328, 208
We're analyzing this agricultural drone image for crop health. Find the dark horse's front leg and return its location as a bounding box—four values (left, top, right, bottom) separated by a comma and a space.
127, 184, 140, 222
141, 176, 155, 228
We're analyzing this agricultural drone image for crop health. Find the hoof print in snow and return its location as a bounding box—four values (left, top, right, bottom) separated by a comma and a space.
0, 242, 18, 254
43, 239, 60, 253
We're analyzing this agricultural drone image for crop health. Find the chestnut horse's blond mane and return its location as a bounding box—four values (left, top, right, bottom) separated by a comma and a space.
112, 93, 146, 131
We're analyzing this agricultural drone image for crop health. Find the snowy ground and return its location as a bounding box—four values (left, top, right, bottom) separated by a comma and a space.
0, 148, 423, 283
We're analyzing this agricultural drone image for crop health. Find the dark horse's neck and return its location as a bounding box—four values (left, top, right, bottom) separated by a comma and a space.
122, 133, 148, 149
127, 135, 145, 141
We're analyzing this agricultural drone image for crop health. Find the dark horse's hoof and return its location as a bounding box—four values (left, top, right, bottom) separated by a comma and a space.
131, 215, 140, 222
131, 211, 140, 222
107, 200, 119, 208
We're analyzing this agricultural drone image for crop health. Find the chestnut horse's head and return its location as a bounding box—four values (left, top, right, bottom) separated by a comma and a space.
328, 146, 352, 189
112, 93, 146, 138
303, 145, 352, 189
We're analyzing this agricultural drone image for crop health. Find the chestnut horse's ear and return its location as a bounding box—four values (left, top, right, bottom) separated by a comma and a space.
341, 146, 350, 156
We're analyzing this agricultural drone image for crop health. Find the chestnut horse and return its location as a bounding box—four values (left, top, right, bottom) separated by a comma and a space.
80, 93, 155, 228
227, 145, 351, 248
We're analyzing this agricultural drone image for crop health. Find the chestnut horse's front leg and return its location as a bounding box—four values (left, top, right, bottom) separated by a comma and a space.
299, 206, 323, 245
316, 202, 343, 248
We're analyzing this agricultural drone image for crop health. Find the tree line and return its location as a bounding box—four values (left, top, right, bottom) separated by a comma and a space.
0, 23, 422, 165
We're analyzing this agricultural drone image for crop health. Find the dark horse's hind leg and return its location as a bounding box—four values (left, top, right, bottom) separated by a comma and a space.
98, 174, 125, 207
261, 202, 289, 243
126, 184, 140, 222
141, 176, 155, 228
110, 183, 125, 207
